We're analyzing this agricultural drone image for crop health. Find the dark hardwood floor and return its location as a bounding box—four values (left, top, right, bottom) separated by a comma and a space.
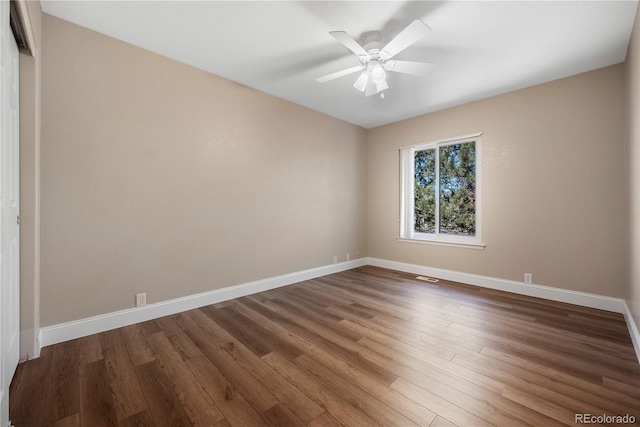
9, 266, 640, 426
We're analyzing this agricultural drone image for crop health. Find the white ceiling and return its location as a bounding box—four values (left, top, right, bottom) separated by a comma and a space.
41, 1, 638, 129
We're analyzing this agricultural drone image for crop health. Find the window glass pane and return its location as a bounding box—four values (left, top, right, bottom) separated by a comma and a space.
414, 149, 436, 233
439, 142, 476, 236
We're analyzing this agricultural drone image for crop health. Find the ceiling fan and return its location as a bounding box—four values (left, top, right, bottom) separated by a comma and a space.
316, 20, 435, 98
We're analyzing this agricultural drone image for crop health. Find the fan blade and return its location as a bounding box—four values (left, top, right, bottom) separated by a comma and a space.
384, 60, 435, 76
316, 65, 364, 83
329, 31, 370, 60
380, 20, 431, 60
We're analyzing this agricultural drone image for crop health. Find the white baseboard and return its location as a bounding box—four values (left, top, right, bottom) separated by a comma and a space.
36, 330, 42, 358
39, 258, 367, 348
366, 257, 626, 313
19, 327, 41, 361
622, 301, 640, 365
367, 257, 640, 364
37, 256, 640, 366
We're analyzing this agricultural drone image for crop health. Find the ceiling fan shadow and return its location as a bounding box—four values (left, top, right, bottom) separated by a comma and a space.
380, 1, 446, 42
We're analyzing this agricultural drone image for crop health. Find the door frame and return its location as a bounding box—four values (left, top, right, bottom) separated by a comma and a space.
1, 1, 34, 425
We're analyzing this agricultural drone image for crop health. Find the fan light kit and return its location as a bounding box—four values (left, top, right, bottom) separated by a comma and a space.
316, 20, 435, 98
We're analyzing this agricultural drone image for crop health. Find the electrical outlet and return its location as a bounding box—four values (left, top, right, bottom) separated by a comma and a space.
346, 253, 350, 261
333, 256, 337, 264
136, 293, 146, 307
524, 273, 532, 284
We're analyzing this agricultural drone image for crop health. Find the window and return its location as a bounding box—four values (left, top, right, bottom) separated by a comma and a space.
400, 133, 484, 248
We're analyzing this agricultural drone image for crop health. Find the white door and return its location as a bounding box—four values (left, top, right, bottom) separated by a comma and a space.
0, 0, 19, 424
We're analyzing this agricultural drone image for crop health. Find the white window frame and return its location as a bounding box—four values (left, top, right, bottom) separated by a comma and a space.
399, 132, 485, 249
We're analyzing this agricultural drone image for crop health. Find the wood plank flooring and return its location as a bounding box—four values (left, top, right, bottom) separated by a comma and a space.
9, 266, 640, 426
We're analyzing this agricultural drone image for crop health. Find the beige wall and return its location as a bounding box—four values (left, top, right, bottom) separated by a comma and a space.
40, 15, 367, 326
19, 0, 42, 359
626, 7, 640, 334
367, 65, 626, 297
30, 10, 634, 331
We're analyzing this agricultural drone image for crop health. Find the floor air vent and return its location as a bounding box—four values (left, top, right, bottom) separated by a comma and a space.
416, 276, 440, 283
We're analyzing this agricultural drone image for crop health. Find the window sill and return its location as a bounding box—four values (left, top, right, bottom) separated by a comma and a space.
396, 237, 486, 250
